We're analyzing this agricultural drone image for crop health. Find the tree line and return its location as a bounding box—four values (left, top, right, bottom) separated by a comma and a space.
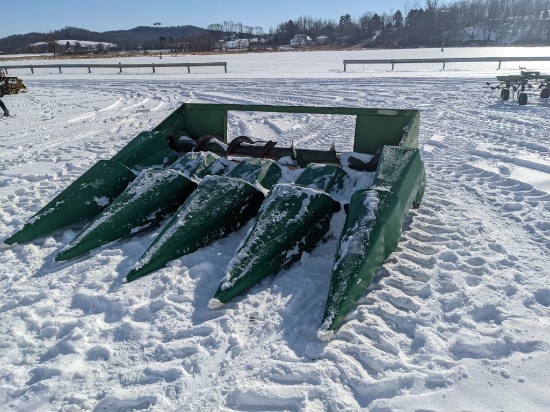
264, 0, 550, 48
1, 0, 549, 54
205, 0, 549, 50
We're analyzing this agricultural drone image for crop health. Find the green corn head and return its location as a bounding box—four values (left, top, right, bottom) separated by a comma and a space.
4, 103, 425, 338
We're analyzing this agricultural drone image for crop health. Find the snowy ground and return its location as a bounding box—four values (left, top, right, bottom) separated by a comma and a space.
1, 48, 549, 411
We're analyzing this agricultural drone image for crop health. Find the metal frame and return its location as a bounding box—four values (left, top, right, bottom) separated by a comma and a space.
343, 56, 550, 71
154, 103, 420, 157
0, 62, 227, 74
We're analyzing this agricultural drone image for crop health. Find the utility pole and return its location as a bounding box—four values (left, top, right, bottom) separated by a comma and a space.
441, 10, 449, 52
154, 22, 162, 59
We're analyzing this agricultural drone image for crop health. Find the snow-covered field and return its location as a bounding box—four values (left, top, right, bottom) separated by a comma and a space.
1, 48, 549, 411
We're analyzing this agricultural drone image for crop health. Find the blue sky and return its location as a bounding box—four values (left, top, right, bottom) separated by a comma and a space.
2, 0, 413, 38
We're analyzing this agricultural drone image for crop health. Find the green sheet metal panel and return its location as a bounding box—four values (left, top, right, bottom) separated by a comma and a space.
180, 103, 416, 118
55, 168, 197, 261
227, 157, 282, 190
55, 152, 223, 261
153, 103, 420, 151
125, 158, 282, 282
354, 114, 405, 154
110, 131, 179, 171
180, 107, 227, 141
170, 151, 226, 179
211, 184, 336, 306
4, 160, 136, 245
125, 175, 266, 282
319, 189, 404, 338
319, 146, 425, 338
294, 163, 347, 195
210, 164, 347, 307
355, 110, 419, 154
153, 106, 186, 137
398, 110, 420, 150
5, 131, 185, 245
373, 146, 426, 209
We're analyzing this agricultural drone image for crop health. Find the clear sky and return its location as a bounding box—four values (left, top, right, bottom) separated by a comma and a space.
1, 0, 416, 38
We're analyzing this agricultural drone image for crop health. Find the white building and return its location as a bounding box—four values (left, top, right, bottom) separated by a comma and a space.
316, 36, 329, 45
222, 39, 249, 49
290, 34, 312, 46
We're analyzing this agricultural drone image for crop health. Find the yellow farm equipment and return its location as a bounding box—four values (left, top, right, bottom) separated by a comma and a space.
0, 69, 26, 96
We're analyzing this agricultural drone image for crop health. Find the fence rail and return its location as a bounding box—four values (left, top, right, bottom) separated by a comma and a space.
0, 62, 227, 74
343, 56, 550, 71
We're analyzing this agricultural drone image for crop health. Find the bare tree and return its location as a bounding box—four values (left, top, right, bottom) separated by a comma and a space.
207, 23, 224, 42
254, 26, 264, 37
46, 31, 58, 58
236, 22, 243, 39
244, 25, 254, 40
223, 20, 236, 40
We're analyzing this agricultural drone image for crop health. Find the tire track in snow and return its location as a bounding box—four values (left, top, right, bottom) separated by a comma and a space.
1, 77, 549, 410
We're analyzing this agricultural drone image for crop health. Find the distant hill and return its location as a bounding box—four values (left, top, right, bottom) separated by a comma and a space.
0, 25, 211, 54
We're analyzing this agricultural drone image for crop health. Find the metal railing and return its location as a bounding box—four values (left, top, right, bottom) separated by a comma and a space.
0, 61, 227, 74
343, 56, 550, 71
